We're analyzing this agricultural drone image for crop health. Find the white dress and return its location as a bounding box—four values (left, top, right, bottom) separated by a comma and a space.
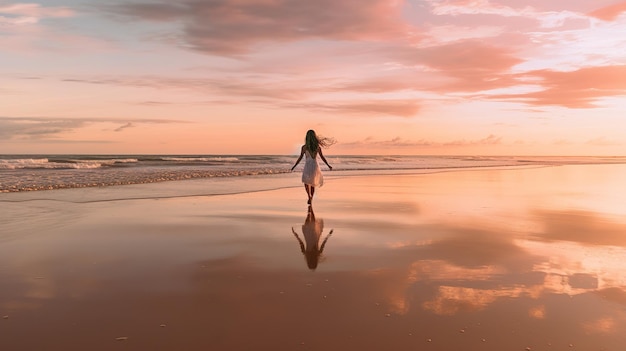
302, 149, 323, 187
302, 217, 324, 252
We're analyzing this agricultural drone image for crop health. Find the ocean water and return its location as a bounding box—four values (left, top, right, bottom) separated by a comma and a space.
1, 154, 625, 192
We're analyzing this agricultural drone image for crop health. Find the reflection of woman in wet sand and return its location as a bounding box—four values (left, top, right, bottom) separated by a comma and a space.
292, 206, 334, 270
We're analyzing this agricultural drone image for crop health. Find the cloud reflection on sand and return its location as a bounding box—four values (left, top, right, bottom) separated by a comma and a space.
2, 164, 626, 350
366, 212, 626, 316
318, 165, 626, 348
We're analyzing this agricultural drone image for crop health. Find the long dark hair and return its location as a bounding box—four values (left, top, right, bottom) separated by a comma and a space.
305, 130, 334, 157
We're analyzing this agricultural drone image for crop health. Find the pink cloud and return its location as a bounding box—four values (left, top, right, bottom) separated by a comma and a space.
62, 75, 311, 100
114, 122, 135, 132
0, 3, 74, 25
589, 1, 626, 21
386, 40, 523, 92
492, 65, 626, 108
322, 41, 526, 98
0, 4, 115, 54
284, 100, 422, 118
429, 0, 530, 17
0, 117, 184, 140
61, 74, 421, 117
333, 75, 427, 94
109, 0, 410, 55
0, 3, 74, 17
426, 0, 586, 28
400, 40, 521, 73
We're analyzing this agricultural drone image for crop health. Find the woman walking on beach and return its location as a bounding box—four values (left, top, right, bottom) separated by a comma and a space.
291, 129, 333, 204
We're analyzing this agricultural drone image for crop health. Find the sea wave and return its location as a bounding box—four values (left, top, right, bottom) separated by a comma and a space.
0, 158, 138, 170
0, 167, 290, 192
2, 155, 626, 193
160, 157, 239, 162
0, 158, 50, 170
0, 158, 104, 170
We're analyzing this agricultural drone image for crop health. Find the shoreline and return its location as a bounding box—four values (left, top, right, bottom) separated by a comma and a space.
1, 163, 551, 201
4, 154, 626, 194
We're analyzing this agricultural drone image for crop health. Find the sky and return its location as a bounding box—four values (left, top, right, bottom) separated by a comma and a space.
1, 0, 626, 155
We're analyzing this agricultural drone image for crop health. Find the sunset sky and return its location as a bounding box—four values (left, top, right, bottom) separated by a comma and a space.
2, 0, 626, 155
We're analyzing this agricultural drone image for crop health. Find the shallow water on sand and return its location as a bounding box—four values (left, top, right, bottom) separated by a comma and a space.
1, 164, 625, 350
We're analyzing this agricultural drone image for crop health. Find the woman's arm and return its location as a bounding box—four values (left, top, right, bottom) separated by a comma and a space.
291, 145, 305, 171
318, 148, 332, 170
319, 229, 334, 254
292, 228, 306, 254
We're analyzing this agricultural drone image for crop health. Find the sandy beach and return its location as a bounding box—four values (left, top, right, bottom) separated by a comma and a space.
2, 164, 626, 350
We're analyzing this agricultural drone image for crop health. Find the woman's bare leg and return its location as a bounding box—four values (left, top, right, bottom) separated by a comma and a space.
310, 186, 315, 202
304, 184, 312, 204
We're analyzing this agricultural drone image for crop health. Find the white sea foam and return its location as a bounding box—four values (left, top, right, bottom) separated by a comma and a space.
66, 161, 105, 169
161, 157, 239, 162
0, 159, 50, 170
109, 158, 139, 164
70, 159, 138, 167
0, 159, 107, 170
0, 158, 142, 170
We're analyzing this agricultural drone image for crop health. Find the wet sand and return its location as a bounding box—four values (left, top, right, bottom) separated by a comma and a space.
1, 164, 626, 350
